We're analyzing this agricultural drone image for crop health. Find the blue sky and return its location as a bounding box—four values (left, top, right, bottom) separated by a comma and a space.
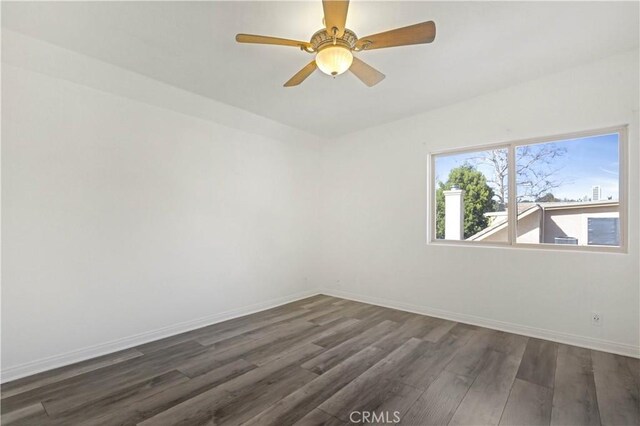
434, 133, 619, 201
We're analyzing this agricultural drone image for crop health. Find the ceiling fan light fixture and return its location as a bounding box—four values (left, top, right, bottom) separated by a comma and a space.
315, 45, 353, 76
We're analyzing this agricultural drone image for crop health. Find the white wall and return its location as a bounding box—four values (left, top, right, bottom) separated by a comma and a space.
1, 31, 322, 380
319, 49, 640, 357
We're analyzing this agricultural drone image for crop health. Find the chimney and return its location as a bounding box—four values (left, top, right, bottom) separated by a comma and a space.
444, 187, 465, 240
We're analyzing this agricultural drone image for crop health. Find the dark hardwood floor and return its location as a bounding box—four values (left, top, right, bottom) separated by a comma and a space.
1, 295, 638, 425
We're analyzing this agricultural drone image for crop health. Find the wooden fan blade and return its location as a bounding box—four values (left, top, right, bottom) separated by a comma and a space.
236, 34, 311, 50
349, 57, 385, 87
284, 61, 317, 87
355, 21, 436, 50
323, 0, 349, 37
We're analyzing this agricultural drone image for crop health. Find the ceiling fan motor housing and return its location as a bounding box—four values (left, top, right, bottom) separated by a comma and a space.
310, 28, 358, 52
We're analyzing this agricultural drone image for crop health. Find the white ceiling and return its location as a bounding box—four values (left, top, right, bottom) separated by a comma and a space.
2, 1, 638, 137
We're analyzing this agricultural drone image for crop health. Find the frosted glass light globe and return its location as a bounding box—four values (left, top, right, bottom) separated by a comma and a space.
316, 46, 353, 76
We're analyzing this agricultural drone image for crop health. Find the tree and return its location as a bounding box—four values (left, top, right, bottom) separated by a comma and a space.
536, 193, 559, 203
436, 165, 496, 239
471, 144, 567, 204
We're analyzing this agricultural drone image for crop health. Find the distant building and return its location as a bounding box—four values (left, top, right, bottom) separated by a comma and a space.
592, 185, 602, 201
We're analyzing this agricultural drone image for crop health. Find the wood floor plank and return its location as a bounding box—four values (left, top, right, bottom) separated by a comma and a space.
42, 369, 189, 419
301, 319, 397, 374
309, 302, 370, 326
134, 332, 206, 356
489, 330, 529, 359
516, 338, 558, 389
318, 338, 426, 422
367, 382, 423, 425
445, 330, 495, 378
499, 378, 553, 426
423, 318, 457, 343
242, 345, 387, 426
1, 340, 206, 414
293, 408, 346, 425
135, 300, 313, 354
297, 305, 348, 323
193, 308, 313, 347
349, 304, 382, 320
243, 318, 360, 366
395, 324, 476, 390
293, 294, 330, 305
371, 315, 437, 354
550, 344, 600, 426
446, 328, 528, 379
211, 366, 318, 425
81, 359, 257, 426
192, 318, 305, 359
301, 296, 339, 310
0, 402, 49, 426
400, 370, 473, 426
625, 355, 640, 387
137, 344, 324, 425
592, 350, 639, 426
449, 350, 522, 426
0, 348, 144, 399
354, 305, 414, 324
178, 320, 319, 377
379, 308, 416, 324
311, 315, 397, 349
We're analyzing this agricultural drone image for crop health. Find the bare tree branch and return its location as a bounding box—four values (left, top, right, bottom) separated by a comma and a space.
471, 144, 567, 204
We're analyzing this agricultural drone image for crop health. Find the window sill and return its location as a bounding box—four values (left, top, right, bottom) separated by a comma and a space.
428, 239, 627, 254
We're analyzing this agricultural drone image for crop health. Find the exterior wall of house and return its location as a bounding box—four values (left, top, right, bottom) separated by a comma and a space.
475, 209, 542, 243
477, 205, 618, 245
515, 210, 542, 243
543, 205, 619, 245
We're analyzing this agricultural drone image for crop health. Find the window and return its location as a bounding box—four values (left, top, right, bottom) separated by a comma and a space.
515, 133, 622, 247
588, 218, 620, 246
429, 126, 627, 252
433, 147, 509, 242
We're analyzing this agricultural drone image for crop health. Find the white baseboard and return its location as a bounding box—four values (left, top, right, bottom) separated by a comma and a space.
320, 288, 640, 359
1, 289, 321, 383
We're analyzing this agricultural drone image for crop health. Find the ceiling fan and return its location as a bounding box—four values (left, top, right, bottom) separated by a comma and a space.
235, 0, 436, 87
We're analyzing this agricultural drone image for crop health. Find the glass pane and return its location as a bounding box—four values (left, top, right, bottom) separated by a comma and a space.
434, 148, 508, 242
515, 133, 620, 247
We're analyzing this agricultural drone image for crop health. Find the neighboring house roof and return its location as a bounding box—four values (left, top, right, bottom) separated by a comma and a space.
467, 200, 619, 241
535, 200, 618, 211
467, 204, 539, 241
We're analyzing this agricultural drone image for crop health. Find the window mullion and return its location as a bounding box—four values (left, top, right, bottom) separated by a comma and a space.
507, 144, 517, 245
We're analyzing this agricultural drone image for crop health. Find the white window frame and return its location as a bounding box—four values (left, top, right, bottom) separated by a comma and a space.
427, 125, 628, 253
